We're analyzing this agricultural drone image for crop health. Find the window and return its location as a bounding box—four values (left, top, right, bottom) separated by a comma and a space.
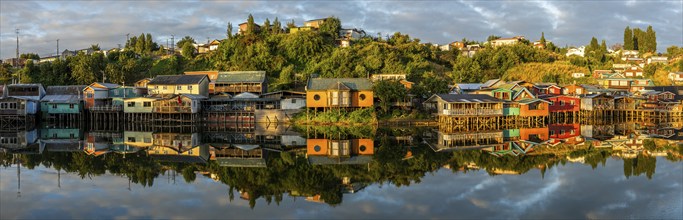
155, 86, 159, 89
52, 104, 57, 109
69, 104, 74, 109
560, 101, 565, 106
576, 88, 582, 94
550, 130, 555, 136
570, 129, 575, 135
177, 85, 182, 90
53, 133, 57, 138
359, 145, 367, 152
144, 138, 151, 143
10, 103, 16, 109
163, 86, 167, 90
570, 100, 575, 106
314, 145, 321, 152
188, 85, 192, 90
128, 137, 136, 142
128, 102, 135, 107
313, 94, 320, 101
70, 133, 75, 139
143, 102, 151, 107
291, 99, 296, 104
360, 94, 366, 100
87, 93, 93, 98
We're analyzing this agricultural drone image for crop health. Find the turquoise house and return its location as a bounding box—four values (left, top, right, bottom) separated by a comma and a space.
110, 86, 146, 107
41, 86, 87, 115
503, 129, 520, 140
40, 128, 82, 139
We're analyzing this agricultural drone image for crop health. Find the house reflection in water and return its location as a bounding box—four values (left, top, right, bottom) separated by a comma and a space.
83, 131, 122, 157
548, 124, 584, 146
147, 133, 209, 163
213, 145, 276, 168
306, 138, 374, 165
0, 129, 39, 153
39, 127, 83, 153
427, 130, 504, 152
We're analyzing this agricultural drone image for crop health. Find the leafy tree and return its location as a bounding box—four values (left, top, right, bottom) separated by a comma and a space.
0, 63, 13, 83
176, 36, 196, 49
90, 44, 101, 51
487, 35, 501, 42
373, 80, 407, 113
181, 42, 196, 59
69, 52, 105, 84
319, 17, 341, 41
20, 53, 40, 60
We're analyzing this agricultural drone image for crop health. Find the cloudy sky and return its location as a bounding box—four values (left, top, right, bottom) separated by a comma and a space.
0, 0, 682, 59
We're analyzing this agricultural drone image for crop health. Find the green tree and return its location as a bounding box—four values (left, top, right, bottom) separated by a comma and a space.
135, 33, 146, 54
20, 53, 40, 60
373, 80, 407, 114
246, 14, 256, 35
227, 22, 233, 39
646, 25, 656, 53
176, 36, 196, 49
181, 42, 196, 59
623, 26, 633, 50
540, 32, 546, 45
319, 17, 342, 41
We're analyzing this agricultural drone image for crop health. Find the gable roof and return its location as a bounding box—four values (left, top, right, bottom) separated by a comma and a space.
148, 75, 207, 85
307, 78, 373, 91
87, 82, 120, 91
483, 79, 502, 88
426, 94, 502, 103
215, 71, 266, 83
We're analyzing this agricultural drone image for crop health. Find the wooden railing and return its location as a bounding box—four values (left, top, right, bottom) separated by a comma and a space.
154, 106, 192, 113
91, 105, 122, 112
441, 108, 503, 116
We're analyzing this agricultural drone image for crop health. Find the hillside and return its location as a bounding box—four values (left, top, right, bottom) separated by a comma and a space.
502, 62, 594, 84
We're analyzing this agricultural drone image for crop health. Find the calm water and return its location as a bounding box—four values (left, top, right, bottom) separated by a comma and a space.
1, 123, 682, 219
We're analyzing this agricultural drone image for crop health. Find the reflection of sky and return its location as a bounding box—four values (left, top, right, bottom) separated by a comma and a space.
1, 158, 681, 219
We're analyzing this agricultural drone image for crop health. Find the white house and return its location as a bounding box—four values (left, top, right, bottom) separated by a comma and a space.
566, 46, 585, 57
647, 56, 668, 65
490, 36, 524, 47
668, 72, 683, 83
572, 73, 586, 78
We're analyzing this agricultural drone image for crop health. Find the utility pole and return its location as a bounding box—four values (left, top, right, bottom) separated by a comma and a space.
171, 35, 175, 55
166, 39, 169, 55
56, 39, 59, 58
16, 28, 20, 83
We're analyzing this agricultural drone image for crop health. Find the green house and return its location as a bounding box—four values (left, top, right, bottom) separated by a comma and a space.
110, 87, 146, 107
41, 85, 86, 115
40, 128, 82, 139
503, 129, 520, 140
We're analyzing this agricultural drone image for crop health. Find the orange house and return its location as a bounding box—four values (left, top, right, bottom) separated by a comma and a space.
306, 139, 374, 156
520, 127, 549, 143
306, 78, 374, 109
517, 99, 550, 117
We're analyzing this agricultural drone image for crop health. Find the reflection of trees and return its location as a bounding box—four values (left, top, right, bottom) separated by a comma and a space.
0, 136, 679, 209
623, 155, 656, 179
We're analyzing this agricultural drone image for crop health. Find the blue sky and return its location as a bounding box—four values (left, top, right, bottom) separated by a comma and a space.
1, 0, 682, 59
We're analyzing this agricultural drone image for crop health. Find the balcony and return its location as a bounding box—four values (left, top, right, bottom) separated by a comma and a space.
441, 108, 503, 116
153, 106, 192, 113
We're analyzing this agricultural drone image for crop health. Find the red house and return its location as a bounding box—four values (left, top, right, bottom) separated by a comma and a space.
549, 124, 583, 145
543, 95, 581, 113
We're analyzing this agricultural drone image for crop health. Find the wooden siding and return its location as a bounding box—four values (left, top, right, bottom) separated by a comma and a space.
306, 139, 374, 156
41, 102, 82, 114
153, 96, 201, 114
519, 102, 549, 117
123, 98, 157, 113
0, 98, 38, 115
306, 90, 373, 108
214, 82, 265, 94
520, 127, 549, 142
147, 79, 209, 97
547, 96, 580, 112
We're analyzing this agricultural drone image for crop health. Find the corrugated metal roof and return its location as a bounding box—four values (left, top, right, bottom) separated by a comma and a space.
455, 83, 483, 90
46, 85, 87, 95
307, 78, 373, 91
215, 71, 266, 83
41, 94, 81, 103
431, 94, 502, 103
148, 75, 207, 85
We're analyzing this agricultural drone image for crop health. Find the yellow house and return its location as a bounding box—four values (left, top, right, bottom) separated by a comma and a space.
147, 75, 209, 97
306, 78, 374, 109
